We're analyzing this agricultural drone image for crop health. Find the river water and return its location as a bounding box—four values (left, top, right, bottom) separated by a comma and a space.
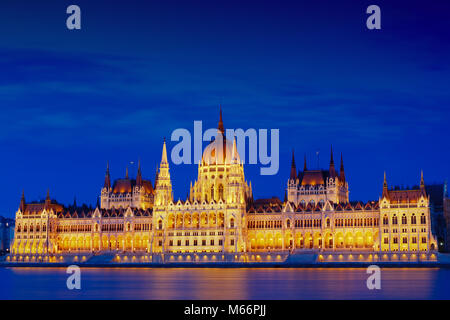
0, 267, 448, 300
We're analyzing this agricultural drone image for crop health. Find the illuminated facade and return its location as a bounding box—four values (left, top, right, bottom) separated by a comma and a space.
9, 112, 438, 263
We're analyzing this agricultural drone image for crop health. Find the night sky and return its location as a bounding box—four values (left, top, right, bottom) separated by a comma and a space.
0, 0, 449, 217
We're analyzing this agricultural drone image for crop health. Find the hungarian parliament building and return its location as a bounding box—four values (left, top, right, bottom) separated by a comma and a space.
8, 112, 438, 263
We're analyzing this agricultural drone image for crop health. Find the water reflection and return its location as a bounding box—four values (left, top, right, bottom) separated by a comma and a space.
0, 267, 448, 300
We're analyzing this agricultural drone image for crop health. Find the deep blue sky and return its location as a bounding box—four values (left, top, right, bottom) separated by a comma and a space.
0, 0, 449, 217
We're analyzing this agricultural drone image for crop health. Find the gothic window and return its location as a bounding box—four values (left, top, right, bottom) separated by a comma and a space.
211, 186, 214, 201
300, 200, 306, 206
230, 218, 235, 228
158, 220, 163, 230
218, 185, 224, 201
402, 214, 407, 225
310, 200, 315, 206
420, 214, 426, 225
383, 215, 388, 226
411, 214, 417, 225
286, 219, 291, 228
392, 215, 398, 225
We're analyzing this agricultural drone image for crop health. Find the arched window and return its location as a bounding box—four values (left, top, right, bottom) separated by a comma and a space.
218, 185, 224, 201
310, 200, 315, 206
230, 218, 235, 228
30, 224, 34, 232
158, 220, 163, 230
326, 218, 330, 228
286, 219, 291, 228
211, 186, 214, 202
411, 214, 417, 225
36, 224, 40, 232
383, 215, 389, 225
402, 214, 407, 225
392, 215, 398, 225
127, 223, 131, 231
17, 224, 21, 232
300, 200, 306, 206
421, 214, 426, 225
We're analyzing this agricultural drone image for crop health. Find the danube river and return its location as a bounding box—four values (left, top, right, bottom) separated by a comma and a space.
0, 267, 449, 299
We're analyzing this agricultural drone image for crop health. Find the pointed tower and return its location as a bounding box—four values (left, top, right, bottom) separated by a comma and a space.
155, 138, 173, 206
136, 159, 143, 186
329, 145, 337, 178
339, 153, 345, 183
104, 162, 111, 190
20, 190, 26, 212
290, 150, 297, 181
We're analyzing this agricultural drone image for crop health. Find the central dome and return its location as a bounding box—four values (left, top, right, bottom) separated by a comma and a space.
202, 134, 240, 165
201, 108, 240, 165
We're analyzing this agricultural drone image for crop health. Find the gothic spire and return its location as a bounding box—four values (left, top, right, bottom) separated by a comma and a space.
329, 145, 337, 178
382, 171, 388, 198
420, 170, 425, 189
290, 150, 297, 180
339, 153, 345, 183
136, 159, 142, 186
104, 162, 111, 189
161, 138, 168, 165
303, 154, 307, 172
